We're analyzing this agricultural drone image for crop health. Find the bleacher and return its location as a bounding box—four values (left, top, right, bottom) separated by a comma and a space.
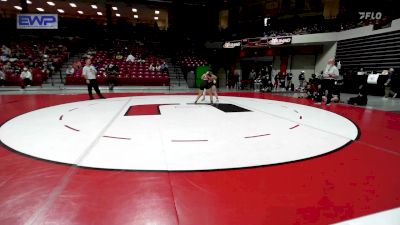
178, 56, 209, 75
1, 39, 70, 87
65, 50, 170, 86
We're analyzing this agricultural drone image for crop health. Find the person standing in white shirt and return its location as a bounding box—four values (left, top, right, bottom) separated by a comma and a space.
82, 59, 105, 100
20, 67, 32, 89
161, 61, 168, 72
315, 58, 339, 105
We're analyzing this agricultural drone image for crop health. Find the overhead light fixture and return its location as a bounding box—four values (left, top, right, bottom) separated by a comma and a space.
77, 10, 83, 14
155, 10, 160, 14
154, 16, 158, 20
36, 7, 44, 12
69, 3, 77, 7
91, 5, 97, 9
133, 15, 138, 18
14, 6, 22, 10
116, 13, 120, 17
112, 6, 117, 10
47, 1, 55, 6
1, 0, 8, 2
26, 0, 32, 4
57, 9, 64, 13
132, 8, 137, 12
97, 12, 102, 15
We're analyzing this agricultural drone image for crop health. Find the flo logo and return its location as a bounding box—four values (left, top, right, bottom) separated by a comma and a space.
359, 12, 382, 20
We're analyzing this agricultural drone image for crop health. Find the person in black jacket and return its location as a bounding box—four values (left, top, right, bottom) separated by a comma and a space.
348, 80, 368, 106
384, 68, 398, 98
298, 71, 306, 91
106, 63, 119, 90
306, 74, 319, 99
286, 72, 293, 91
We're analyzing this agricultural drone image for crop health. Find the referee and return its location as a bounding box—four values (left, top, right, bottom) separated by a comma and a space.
315, 58, 339, 105
83, 58, 105, 100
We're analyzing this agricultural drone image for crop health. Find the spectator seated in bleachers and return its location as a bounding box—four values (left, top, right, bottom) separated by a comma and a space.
155, 63, 161, 71
2, 61, 11, 72
8, 56, 18, 62
149, 63, 156, 71
137, 55, 145, 63
161, 61, 168, 72
87, 48, 96, 56
0, 37, 71, 86
0, 69, 5, 86
1, 45, 11, 60
115, 52, 123, 60
73, 60, 82, 72
248, 13, 396, 40
20, 67, 32, 89
81, 53, 90, 59
66, 65, 74, 76
126, 53, 135, 62
65, 40, 170, 86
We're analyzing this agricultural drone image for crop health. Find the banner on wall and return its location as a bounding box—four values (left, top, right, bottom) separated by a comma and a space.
223, 41, 241, 48
268, 37, 292, 46
17, 14, 58, 29
239, 36, 292, 48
